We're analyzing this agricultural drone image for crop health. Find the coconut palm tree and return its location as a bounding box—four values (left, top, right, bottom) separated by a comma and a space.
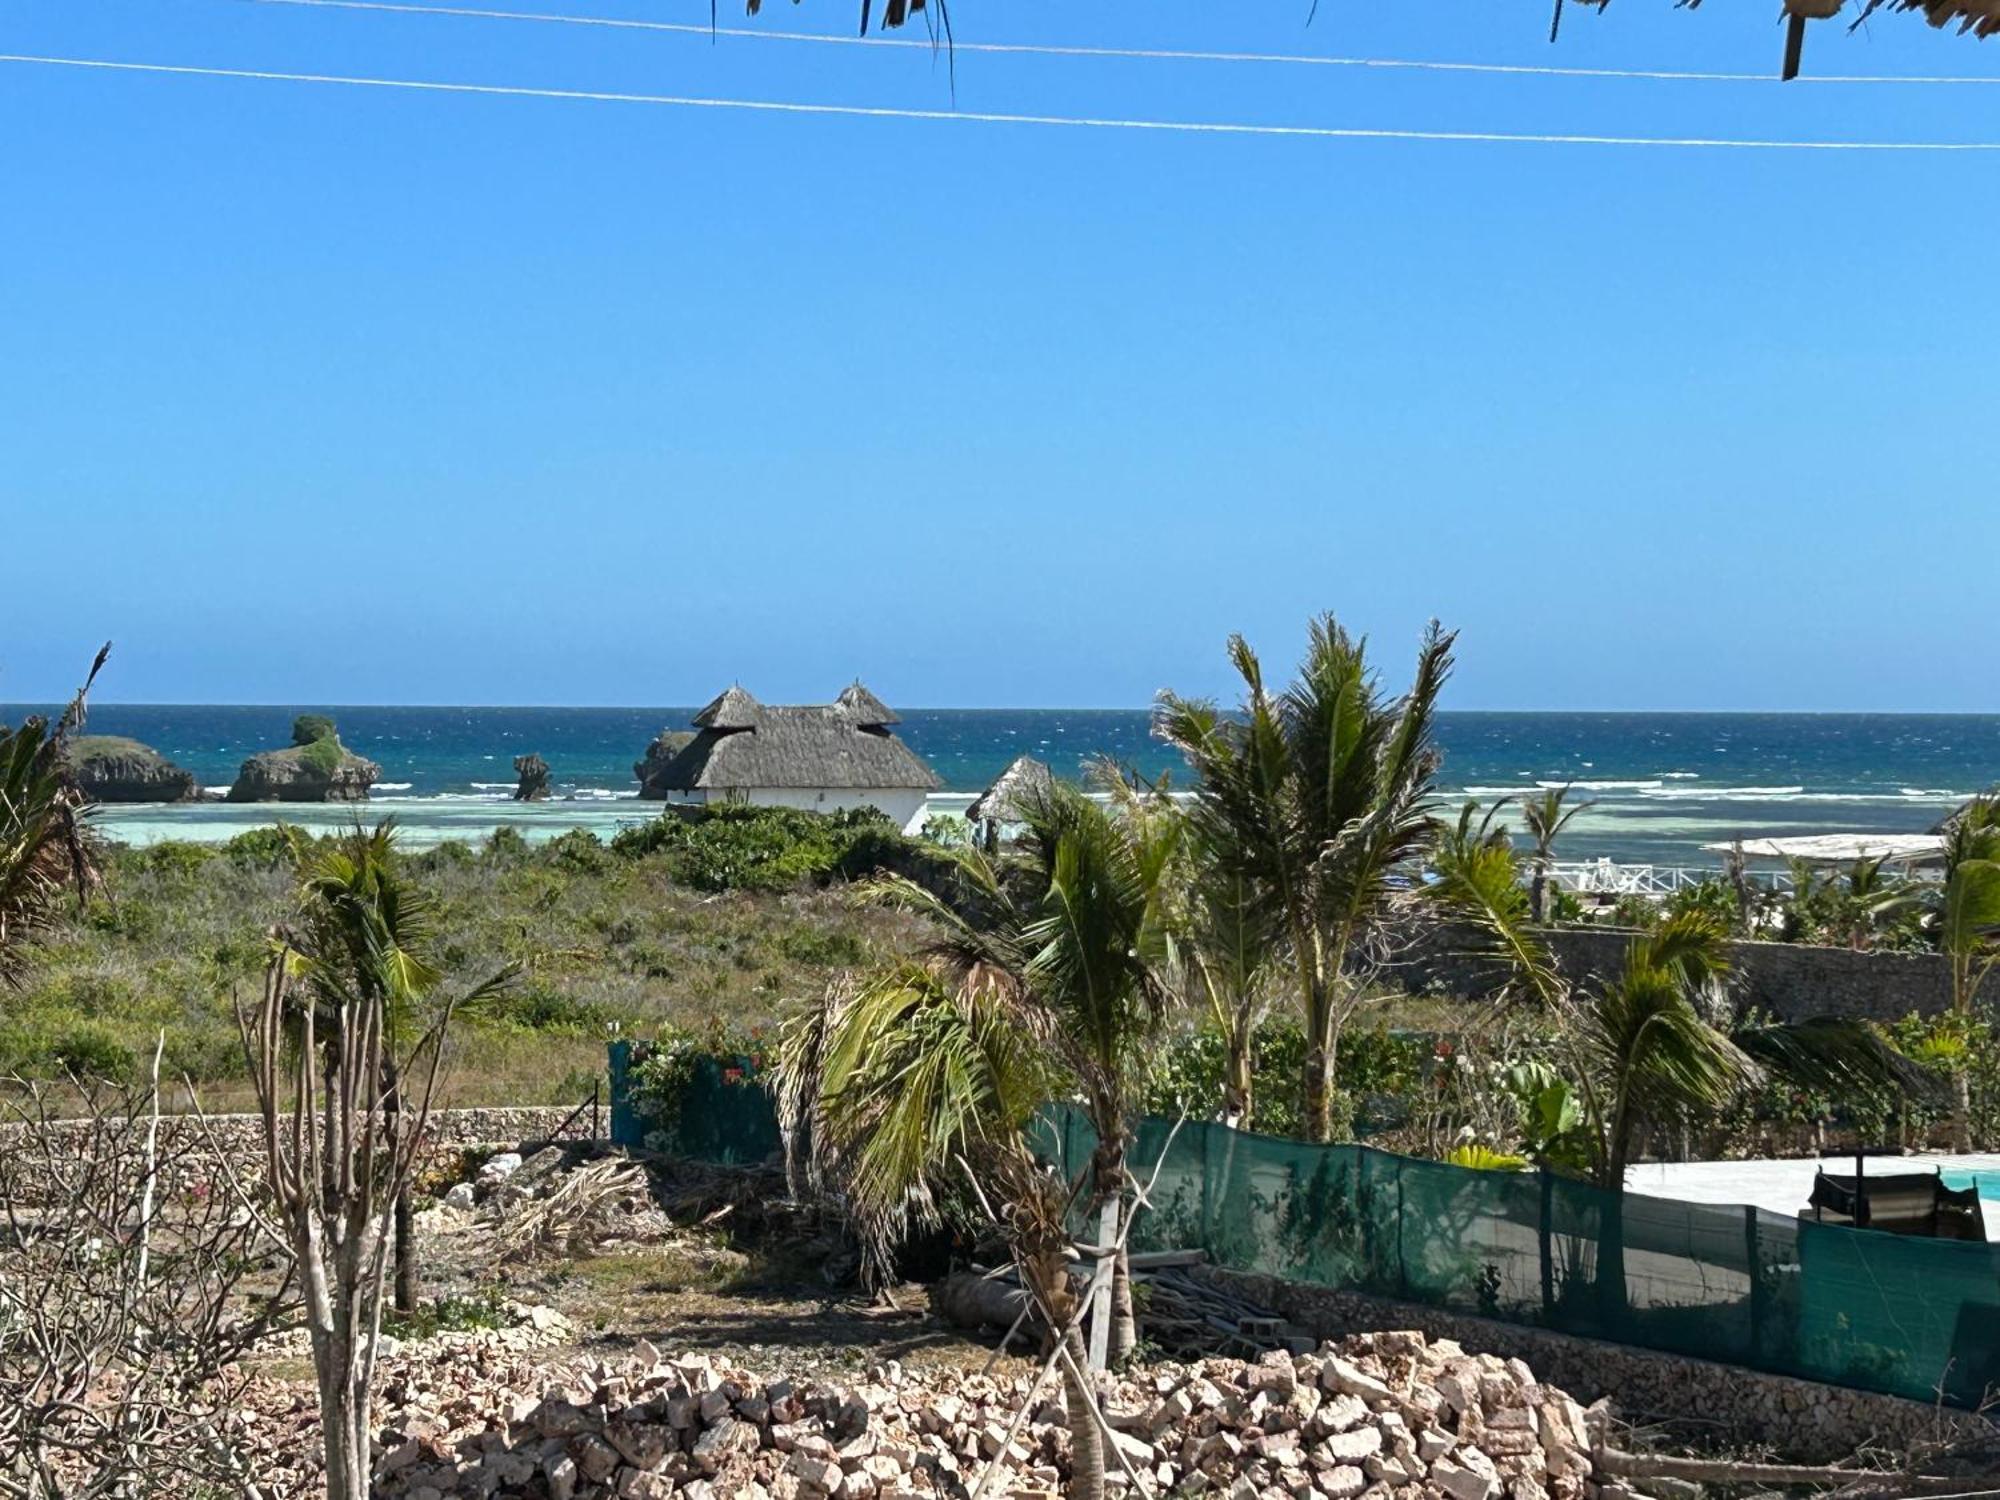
865, 772, 1177, 1363
1157, 615, 1454, 1142
0, 645, 108, 982
778, 965, 1107, 1500
1520, 784, 1589, 923
285, 820, 512, 1313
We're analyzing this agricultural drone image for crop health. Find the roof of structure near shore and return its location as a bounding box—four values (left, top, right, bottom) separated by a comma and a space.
967, 754, 1053, 824
650, 684, 941, 792
1700, 833, 1946, 864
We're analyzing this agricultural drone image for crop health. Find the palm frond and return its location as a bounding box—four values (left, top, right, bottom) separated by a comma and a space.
1735, 1017, 1946, 1104
0, 644, 109, 982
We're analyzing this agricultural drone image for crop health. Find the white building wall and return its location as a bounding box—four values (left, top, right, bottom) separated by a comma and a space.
667, 787, 930, 834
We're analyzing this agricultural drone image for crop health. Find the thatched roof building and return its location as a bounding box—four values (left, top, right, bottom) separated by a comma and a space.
966, 755, 1053, 827
637, 683, 939, 829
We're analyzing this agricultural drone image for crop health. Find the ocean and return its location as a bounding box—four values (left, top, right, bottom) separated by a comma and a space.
12, 704, 1997, 869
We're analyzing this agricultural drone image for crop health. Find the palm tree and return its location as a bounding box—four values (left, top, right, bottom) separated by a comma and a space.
1520, 784, 1590, 924
285, 820, 511, 1312
0, 645, 108, 982
1428, 834, 1925, 1187
867, 772, 1177, 1363
1936, 795, 2000, 1149
1172, 814, 1279, 1129
1157, 615, 1454, 1141
777, 965, 1107, 1500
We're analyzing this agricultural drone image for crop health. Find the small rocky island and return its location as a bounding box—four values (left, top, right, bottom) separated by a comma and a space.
226, 715, 380, 803
64, 735, 200, 803
512, 752, 551, 801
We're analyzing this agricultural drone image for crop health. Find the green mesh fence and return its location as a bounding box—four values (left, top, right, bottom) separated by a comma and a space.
611, 1050, 2000, 1408
607, 1040, 782, 1167
1044, 1110, 2000, 1409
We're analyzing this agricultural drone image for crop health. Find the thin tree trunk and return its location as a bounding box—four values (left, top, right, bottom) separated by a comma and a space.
384, 1054, 417, 1314
1109, 1241, 1136, 1366
1060, 1326, 1105, 1500
1952, 1069, 1973, 1154
1222, 1029, 1253, 1131
1530, 862, 1548, 924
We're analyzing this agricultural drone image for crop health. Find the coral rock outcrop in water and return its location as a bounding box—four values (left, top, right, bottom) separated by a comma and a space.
514, 754, 553, 802
226, 716, 381, 803
65, 735, 200, 802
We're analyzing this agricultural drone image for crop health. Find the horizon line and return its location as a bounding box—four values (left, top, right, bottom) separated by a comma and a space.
7, 699, 2000, 718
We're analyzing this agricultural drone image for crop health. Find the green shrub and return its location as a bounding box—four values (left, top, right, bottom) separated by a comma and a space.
223, 826, 295, 867
296, 737, 344, 776
127, 841, 218, 879
412, 840, 476, 873
477, 984, 613, 1036
31, 1021, 137, 1081
543, 829, 611, 875
776, 926, 866, 967
485, 826, 531, 863
291, 714, 337, 746
1140, 1017, 1425, 1140
609, 805, 905, 893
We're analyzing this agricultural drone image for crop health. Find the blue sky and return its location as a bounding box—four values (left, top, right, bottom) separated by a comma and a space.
4, 0, 1997, 710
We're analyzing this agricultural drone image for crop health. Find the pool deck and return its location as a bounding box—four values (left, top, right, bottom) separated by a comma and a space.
1626, 1153, 2000, 1240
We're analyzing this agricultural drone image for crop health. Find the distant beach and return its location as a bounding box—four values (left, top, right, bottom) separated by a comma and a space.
6, 703, 1995, 867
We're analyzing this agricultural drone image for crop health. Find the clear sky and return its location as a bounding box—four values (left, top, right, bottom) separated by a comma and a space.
3, 0, 1997, 710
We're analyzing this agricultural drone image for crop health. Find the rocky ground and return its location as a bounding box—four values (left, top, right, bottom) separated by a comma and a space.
222, 1146, 1976, 1500
348, 1320, 1610, 1500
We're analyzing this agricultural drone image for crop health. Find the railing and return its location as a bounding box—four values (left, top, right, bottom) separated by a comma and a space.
1546, 861, 1792, 897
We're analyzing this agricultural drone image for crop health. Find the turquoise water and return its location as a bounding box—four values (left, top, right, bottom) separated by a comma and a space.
9, 704, 1995, 865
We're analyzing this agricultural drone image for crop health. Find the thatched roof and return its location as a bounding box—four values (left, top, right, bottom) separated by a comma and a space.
1857, 0, 2000, 39
693, 685, 764, 730
1702, 833, 1946, 864
651, 685, 941, 792
966, 755, 1053, 825
836, 681, 899, 727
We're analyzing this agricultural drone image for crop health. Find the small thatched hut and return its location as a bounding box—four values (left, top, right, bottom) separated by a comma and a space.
966, 755, 1053, 850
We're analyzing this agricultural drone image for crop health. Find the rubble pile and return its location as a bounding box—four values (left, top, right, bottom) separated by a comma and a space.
370, 1326, 1624, 1500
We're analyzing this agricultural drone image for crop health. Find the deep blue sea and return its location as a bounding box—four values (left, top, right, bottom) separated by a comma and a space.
10, 704, 1997, 868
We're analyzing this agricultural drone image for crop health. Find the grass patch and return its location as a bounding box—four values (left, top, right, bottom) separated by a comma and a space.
9, 822, 934, 1103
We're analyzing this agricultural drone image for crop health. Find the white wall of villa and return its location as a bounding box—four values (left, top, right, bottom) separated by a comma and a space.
666, 786, 929, 833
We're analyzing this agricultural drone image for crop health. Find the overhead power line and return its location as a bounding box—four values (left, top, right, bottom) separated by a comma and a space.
7, 51, 2000, 149
233, 0, 2000, 86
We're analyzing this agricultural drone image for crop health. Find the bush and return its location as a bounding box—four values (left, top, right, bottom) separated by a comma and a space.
223, 825, 296, 867
542, 828, 611, 875
291, 714, 337, 746
626, 1020, 769, 1154
1140, 1017, 1425, 1140
609, 805, 907, 893
485, 826, 531, 863
0, 1020, 139, 1082
296, 737, 344, 776
776, 926, 866, 967
127, 841, 217, 879
478, 984, 613, 1036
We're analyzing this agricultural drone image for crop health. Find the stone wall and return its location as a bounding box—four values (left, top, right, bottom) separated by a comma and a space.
1393, 922, 1959, 1022
0, 1103, 586, 1163
1205, 1268, 1992, 1462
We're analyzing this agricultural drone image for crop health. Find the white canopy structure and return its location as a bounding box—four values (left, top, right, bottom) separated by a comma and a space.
1700, 833, 1946, 865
